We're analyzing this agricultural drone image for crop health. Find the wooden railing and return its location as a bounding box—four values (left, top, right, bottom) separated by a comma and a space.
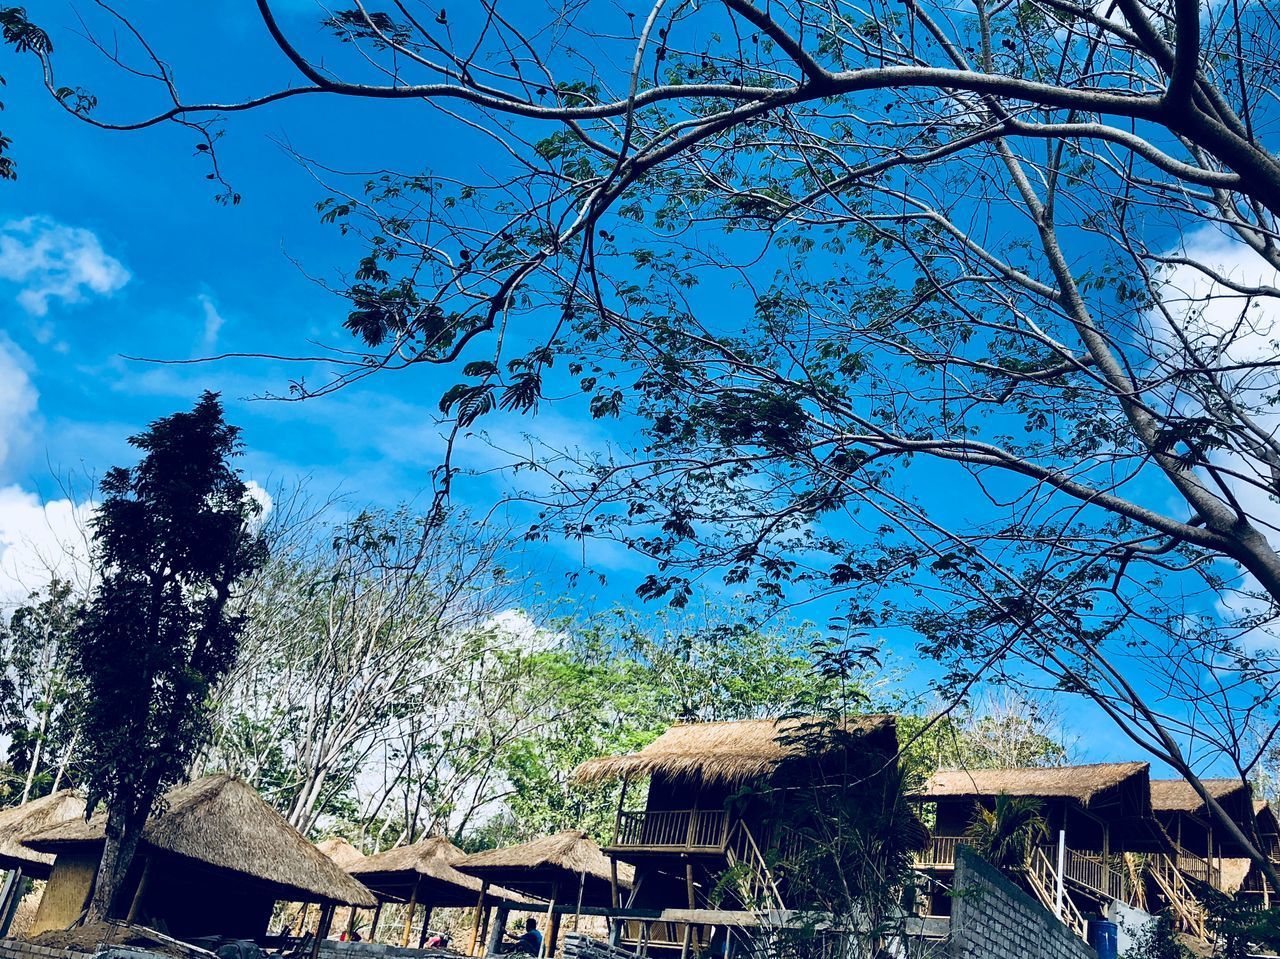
1149, 854, 1208, 941
1173, 849, 1220, 888
1062, 849, 1135, 904
617, 920, 709, 950
613, 808, 732, 851
913, 835, 977, 868
1027, 846, 1088, 940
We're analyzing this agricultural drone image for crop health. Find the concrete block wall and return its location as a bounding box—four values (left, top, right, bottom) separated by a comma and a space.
0, 939, 80, 959
948, 847, 1097, 959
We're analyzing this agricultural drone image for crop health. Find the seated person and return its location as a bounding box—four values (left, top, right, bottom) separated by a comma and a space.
503, 918, 543, 955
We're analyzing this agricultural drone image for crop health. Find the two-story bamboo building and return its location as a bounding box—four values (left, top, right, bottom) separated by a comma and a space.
910, 763, 1168, 938
572, 714, 910, 954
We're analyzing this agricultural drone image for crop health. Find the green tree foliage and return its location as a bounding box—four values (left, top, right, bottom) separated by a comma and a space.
0, 7, 50, 180
71, 391, 267, 921
1121, 916, 1190, 959
483, 611, 849, 848
963, 794, 1049, 872
0, 580, 80, 803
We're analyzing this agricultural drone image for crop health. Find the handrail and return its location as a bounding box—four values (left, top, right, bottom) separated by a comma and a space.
725, 820, 787, 913
1027, 846, 1088, 940
612, 808, 732, 850
1148, 854, 1208, 942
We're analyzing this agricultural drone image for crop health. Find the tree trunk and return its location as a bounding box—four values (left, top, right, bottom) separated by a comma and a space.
87, 805, 146, 924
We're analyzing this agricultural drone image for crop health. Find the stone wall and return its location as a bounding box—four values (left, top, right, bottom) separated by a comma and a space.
0, 939, 78, 959
948, 847, 1097, 959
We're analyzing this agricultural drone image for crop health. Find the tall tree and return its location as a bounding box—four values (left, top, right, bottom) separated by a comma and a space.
71, 391, 266, 921
0, 580, 80, 804
21, 0, 1280, 883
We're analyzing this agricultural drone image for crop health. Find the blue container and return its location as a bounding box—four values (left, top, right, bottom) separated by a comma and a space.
1090, 920, 1118, 959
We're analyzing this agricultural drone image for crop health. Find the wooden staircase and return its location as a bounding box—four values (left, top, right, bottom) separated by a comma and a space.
1026, 846, 1088, 940
1149, 854, 1208, 941
724, 820, 787, 914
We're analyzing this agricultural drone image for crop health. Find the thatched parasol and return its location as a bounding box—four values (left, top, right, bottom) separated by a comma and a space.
573, 714, 897, 787
24, 774, 376, 907
459, 832, 633, 956
458, 830, 631, 905
316, 837, 365, 870
349, 836, 489, 907
0, 790, 85, 880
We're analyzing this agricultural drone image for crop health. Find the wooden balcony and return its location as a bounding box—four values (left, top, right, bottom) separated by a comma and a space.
914, 839, 1140, 906
609, 808, 733, 854
913, 835, 977, 869
617, 920, 710, 951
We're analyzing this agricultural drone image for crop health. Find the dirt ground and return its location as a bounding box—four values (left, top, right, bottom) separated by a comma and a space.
29, 921, 205, 958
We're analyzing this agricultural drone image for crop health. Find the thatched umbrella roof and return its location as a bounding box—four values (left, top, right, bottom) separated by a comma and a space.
316, 837, 365, 869
0, 790, 85, 879
457, 831, 632, 906
348, 836, 534, 908
573, 714, 897, 787
24, 774, 376, 907
1150, 779, 1250, 815
914, 762, 1149, 807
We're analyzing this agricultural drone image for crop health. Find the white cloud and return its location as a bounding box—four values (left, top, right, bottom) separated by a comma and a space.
0, 485, 97, 609
1157, 227, 1280, 645
0, 216, 130, 316
197, 293, 225, 354
483, 608, 562, 652
0, 337, 38, 472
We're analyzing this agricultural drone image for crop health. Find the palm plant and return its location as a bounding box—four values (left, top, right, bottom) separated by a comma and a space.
965, 794, 1049, 872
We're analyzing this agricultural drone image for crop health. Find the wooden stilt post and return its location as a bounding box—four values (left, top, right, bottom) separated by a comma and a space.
418, 906, 433, 949
573, 870, 586, 932
312, 904, 334, 959
369, 902, 384, 942
0, 867, 23, 937
467, 881, 489, 957
125, 859, 152, 925
486, 905, 510, 956
299, 903, 311, 936
401, 882, 419, 948
543, 881, 560, 958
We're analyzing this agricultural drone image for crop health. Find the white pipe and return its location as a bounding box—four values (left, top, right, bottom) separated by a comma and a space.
1056, 829, 1066, 919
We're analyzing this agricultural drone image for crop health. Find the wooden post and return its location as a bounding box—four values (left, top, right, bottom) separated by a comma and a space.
369, 902, 384, 942
685, 864, 696, 909
299, 902, 311, 936
573, 870, 586, 931
401, 882, 419, 948
543, 881, 560, 958
0, 867, 22, 938
486, 905, 510, 956
467, 881, 489, 957
125, 859, 152, 925
418, 906, 433, 949
312, 904, 334, 959
477, 905, 493, 957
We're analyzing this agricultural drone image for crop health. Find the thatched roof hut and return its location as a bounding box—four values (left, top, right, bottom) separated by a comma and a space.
0, 790, 85, 879
457, 831, 632, 907
26, 774, 374, 906
316, 837, 365, 870
573, 714, 897, 787
348, 836, 532, 909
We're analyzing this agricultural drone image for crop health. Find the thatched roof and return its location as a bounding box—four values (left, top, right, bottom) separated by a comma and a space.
0, 790, 85, 878
458, 831, 633, 905
316, 837, 365, 869
915, 762, 1149, 807
346, 837, 537, 908
1150, 779, 1249, 814
573, 714, 897, 787
24, 774, 376, 907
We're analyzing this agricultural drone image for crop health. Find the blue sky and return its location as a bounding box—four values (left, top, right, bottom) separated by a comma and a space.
0, 1, 1208, 767
0, 3, 650, 603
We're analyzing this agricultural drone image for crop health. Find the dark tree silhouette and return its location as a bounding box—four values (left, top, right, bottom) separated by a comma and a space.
71, 391, 267, 922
